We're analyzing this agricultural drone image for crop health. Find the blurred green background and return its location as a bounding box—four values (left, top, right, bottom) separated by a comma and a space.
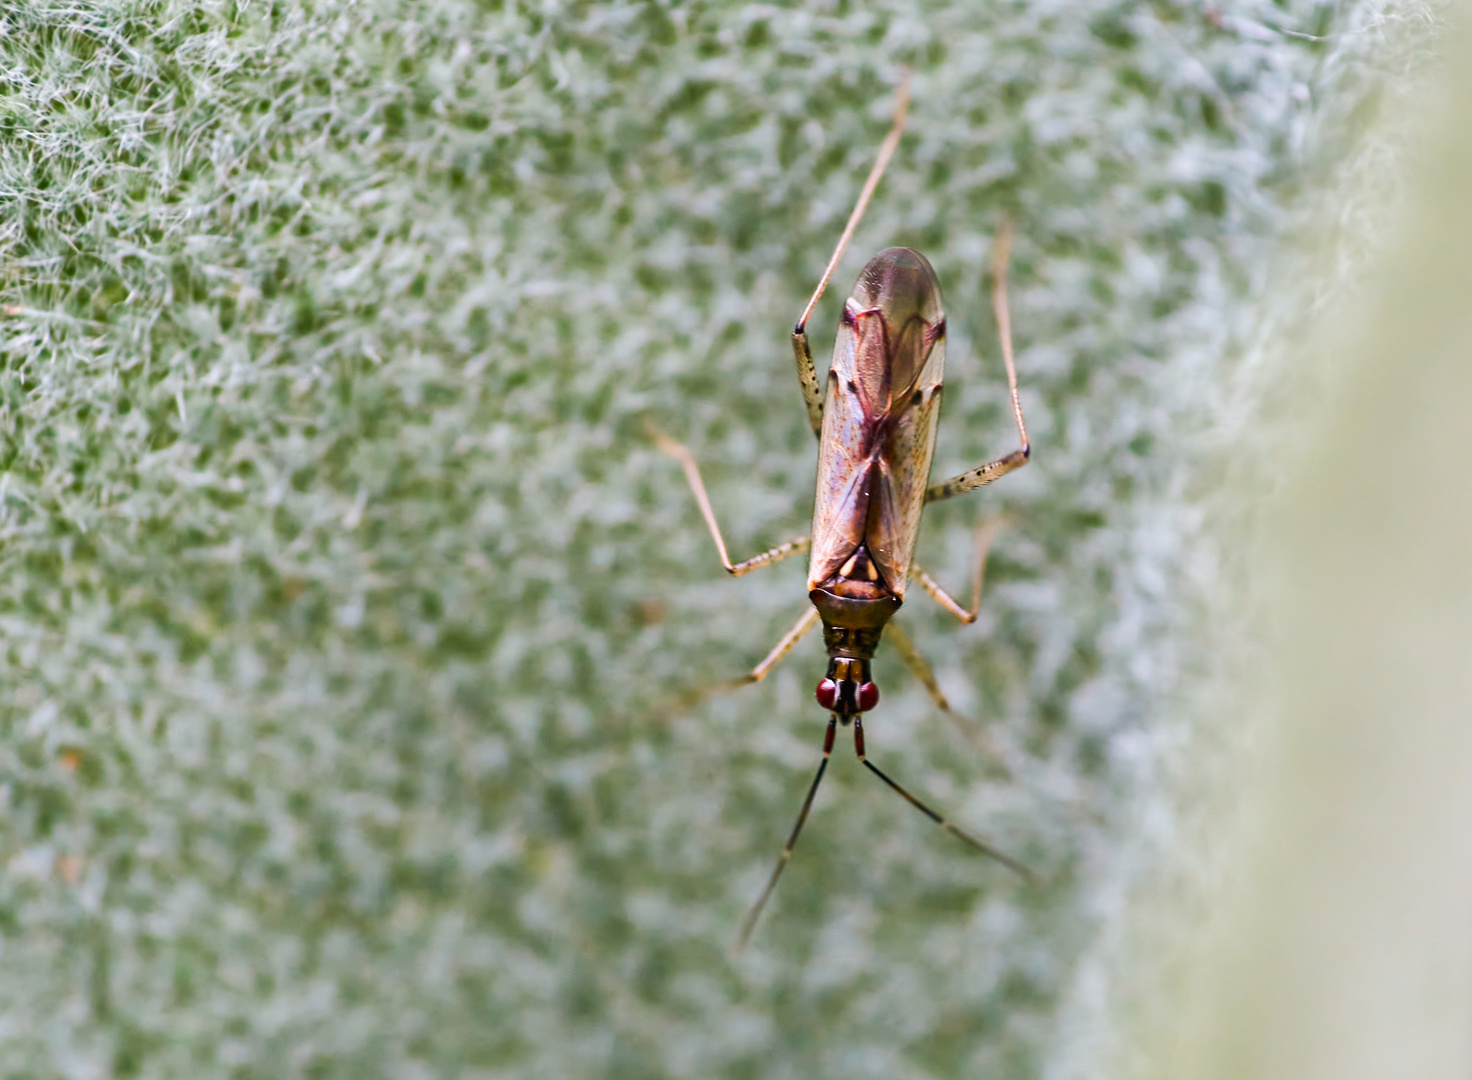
0, 1, 1424, 1077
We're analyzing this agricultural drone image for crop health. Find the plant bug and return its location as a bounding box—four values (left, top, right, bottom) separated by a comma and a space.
651, 74, 1035, 949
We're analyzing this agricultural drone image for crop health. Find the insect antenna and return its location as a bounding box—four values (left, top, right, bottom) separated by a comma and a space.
852, 716, 1037, 884
736, 714, 838, 952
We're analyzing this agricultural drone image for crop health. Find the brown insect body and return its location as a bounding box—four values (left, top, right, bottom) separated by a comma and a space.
809, 248, 946, 718
649, 76, 1035, 949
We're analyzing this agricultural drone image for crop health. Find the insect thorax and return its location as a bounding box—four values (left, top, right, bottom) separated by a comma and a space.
809, 587, 900, 660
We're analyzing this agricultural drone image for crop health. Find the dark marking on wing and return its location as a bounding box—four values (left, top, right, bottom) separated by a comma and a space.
851, 310, 891, 415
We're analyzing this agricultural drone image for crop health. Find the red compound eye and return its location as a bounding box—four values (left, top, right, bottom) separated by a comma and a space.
815, 678, 839, 710
857, 682, 880, 712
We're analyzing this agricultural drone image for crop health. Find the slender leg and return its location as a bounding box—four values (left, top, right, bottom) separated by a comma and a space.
884, 621, 1006, 767
649, 425, 811, 575
908, 517, 1007, 624
852, 716, 1035, 883
791, 72, 913, 437
737, 714, 838, 951
925, 219, 1032, 503
653, 608, 820, 722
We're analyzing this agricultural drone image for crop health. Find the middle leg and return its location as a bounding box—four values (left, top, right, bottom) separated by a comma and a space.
925, 219, 1032, 503
650, 424, 811, 576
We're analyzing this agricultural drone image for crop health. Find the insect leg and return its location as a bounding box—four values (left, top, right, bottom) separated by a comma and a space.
740, 606, 821, 685
649, 424, 811, 575
884, 621, 1006, 766
737, 713, 838, 951
791, 72, 913, 437
653, 608, 820, 722
852, 715, 1035, 883
924, 220, 1032, 504
908, 517, 1007, 624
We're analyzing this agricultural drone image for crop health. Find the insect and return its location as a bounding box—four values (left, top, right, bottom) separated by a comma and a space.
651, 75, 1035, 948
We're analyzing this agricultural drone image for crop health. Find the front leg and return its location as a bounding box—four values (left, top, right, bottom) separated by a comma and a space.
908, 516, 1006, 622
653, 607, 821, 723
884, 620, 1006, 765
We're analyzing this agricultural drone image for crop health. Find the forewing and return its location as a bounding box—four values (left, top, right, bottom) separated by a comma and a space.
808, 248, 947, 596
867, 331, 945, 595
807, 303, 876, 589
